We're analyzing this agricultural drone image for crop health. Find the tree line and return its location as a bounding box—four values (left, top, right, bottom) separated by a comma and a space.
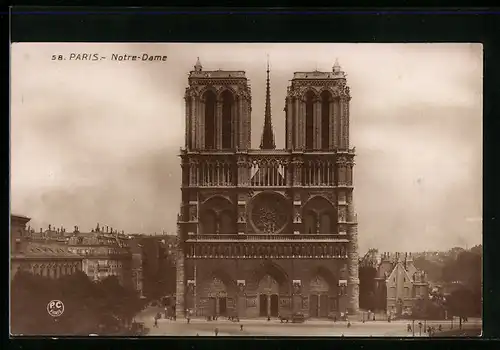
412, 245, 482, 319
11, 271, 146, 336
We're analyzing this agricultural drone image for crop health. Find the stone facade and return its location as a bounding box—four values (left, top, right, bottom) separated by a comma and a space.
176, 59, 359, 318
67, 226, 133, 288
10, 214, 83, 279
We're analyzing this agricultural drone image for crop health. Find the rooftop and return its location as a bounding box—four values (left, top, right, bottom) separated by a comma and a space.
189, 70, 247, 79
12, 242, 82, 260
11, 214, 31, 223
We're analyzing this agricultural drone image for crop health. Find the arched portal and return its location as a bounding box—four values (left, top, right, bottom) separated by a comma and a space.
251, 262, 290, 318
305, 91, 315, 150
198, 270, 237, 317
258, 275, 280, 317
302, 196, 337, 235
320, 91, 332, 150
309, 267, 338, 318
204, 91, 217, 150
221, 90, 234, 149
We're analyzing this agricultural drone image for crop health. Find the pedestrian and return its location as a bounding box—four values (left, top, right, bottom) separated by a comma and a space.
438, 324, 442, 332
154, 316, 158, 328
240, 324, 243, 331
407, 323, 412, 332
347, 321, 351, 328
373, 315, 375, 321
214, 327, 219, 336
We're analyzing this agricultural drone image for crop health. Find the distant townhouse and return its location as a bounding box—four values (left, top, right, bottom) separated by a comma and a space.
67, 224, 133, 288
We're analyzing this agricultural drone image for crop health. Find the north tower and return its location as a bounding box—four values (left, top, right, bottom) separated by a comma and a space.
176, 58, 359, 319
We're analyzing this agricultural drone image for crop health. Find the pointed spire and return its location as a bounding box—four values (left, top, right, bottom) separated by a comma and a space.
333, 58, 341, 72
194, 57, 202, 72
260, 55, 276, 150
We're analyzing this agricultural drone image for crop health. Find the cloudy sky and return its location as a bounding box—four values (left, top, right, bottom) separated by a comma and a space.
10, 43, 482, 252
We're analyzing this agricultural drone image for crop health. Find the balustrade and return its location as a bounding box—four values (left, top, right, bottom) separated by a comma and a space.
186, 234, 346, 241
302, 160, 335, 186
185, 242, 348, 259
182, 150, 355, 188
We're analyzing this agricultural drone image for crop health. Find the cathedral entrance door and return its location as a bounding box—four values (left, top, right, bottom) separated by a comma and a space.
259, 295, 268, 317
209, 297, 217, 316
319, 294, 329, 317
270, 294, 279, 317
219, 297, 227, 316
309, 295, 319, 317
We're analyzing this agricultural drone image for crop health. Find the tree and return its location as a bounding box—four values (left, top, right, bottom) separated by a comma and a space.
413, 257, 443, 282
10, 272, 144, 336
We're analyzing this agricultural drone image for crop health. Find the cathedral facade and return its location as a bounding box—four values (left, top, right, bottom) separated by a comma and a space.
175, 58, 359, 319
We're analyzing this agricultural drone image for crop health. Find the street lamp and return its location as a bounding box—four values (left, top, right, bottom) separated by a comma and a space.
412, 315, 415, 337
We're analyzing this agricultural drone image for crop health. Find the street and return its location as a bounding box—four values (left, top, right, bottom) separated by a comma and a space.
134, 309, 481, 337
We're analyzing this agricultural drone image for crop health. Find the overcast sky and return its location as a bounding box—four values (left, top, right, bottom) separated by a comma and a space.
10, 43, 482, 253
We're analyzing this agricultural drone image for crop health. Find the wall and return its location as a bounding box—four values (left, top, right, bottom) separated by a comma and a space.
185, 258, 349, 318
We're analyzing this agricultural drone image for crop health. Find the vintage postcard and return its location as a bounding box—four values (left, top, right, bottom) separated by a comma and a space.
10, 43, 482, 337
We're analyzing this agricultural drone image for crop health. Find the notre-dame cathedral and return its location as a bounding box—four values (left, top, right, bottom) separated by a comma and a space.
175, 57, 359, 319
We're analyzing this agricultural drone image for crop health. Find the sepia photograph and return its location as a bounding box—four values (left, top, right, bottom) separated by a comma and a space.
10, 43, 482, 337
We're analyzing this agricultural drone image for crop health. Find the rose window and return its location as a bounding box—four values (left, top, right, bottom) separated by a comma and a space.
250, 193, 289, 234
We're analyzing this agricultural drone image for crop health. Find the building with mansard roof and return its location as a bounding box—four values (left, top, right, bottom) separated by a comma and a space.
67, 224, 133, 287
176, 58, 359, 319
10, 214, 83, 279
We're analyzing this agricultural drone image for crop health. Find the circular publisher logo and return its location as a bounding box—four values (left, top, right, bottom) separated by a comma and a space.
47, 300, 65, 317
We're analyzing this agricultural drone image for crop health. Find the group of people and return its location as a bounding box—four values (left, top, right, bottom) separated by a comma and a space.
407, 322, 443, 336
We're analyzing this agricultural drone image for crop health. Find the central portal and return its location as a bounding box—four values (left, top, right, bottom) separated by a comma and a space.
257, 274, 280, 317
270, 294, 279, 317
259, 295, 268, 316
219, 297, 227, 316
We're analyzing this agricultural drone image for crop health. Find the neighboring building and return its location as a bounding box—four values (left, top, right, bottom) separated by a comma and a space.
10, 214, 83, 279
129, 234, 177, 300
176, 58, 359, 319
359, 249, 379, 311
128, 237, 144, 297
67, 224, 133, 287
373, 252, 429, 318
